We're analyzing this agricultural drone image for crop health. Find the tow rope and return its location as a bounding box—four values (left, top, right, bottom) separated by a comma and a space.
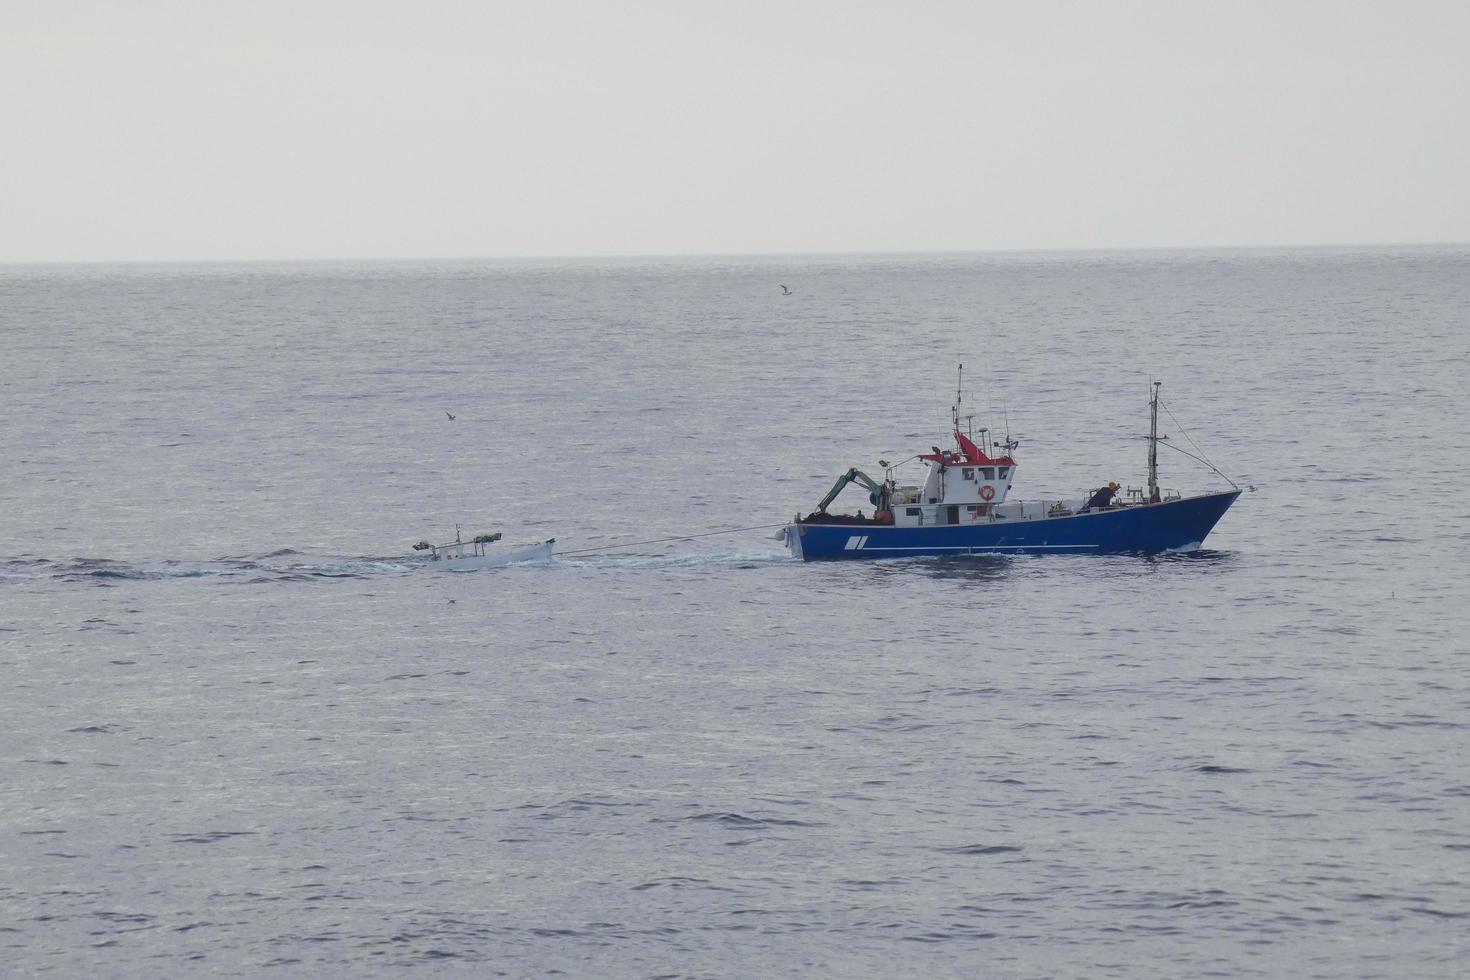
558, 522, 789, 557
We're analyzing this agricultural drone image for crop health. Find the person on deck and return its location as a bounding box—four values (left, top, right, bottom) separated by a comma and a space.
1083, 481, 1121, 511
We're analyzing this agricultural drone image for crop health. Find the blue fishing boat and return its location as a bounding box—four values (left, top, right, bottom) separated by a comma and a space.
779, 371, 1241, 560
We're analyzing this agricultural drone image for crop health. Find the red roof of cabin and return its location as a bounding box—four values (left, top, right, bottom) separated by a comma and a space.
919, 431, 1014, 467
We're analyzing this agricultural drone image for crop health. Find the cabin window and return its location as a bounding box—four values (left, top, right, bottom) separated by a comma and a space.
961, 468, 974, 481
905, 507, 921, 517
998, 467, 1010, 480
980, 467, 995, 480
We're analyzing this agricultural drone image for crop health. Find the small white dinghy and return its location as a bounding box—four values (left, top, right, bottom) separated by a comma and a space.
412, 528, 555, 571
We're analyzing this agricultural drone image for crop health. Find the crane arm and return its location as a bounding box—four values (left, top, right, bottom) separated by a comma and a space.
815, 468, 889, 513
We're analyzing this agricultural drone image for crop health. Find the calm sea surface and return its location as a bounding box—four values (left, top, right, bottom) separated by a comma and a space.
2, 248, 1468, 977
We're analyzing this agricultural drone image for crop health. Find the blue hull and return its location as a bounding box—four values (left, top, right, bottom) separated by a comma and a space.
789, 490, 1240, 560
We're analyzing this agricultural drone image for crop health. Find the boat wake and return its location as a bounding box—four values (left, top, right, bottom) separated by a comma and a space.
0, 553, 421, 585
1, 547, 780, 583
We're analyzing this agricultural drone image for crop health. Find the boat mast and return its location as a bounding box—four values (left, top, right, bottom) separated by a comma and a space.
952, 363, 963, 434
1147, 381, 1161, 499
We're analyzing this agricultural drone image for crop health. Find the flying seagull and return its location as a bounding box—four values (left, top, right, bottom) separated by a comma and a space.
445, 411, 456, 421
779, 284, 792, 295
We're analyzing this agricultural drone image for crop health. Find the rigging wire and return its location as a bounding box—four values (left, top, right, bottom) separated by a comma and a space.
1158, 397, 1218, 471
558, 522, 790, 557
1157, 397, 1249, 490
1155, 439, 1242, 490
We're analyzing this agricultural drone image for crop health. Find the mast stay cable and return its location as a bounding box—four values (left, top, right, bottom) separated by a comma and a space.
1155, 439, 1244, 490
1156, 397, 1251, 491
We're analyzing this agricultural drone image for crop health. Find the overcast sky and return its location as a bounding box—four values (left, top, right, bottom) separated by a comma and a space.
4, 1, 1467, 263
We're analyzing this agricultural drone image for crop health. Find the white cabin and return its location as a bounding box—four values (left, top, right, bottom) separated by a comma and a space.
887, 432, 1018, 528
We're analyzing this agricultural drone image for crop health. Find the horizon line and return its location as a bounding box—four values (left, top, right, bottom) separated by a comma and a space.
2, 238, 1467, 269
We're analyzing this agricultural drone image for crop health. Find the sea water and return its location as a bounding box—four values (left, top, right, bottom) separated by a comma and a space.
2, 248, 1468, 977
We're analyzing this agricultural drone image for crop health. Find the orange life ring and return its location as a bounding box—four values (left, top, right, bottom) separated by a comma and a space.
979, 485, 996, 501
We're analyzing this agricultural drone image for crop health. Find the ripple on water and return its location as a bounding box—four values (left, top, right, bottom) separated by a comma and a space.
6, 250, 1469, 978
934, 844, 1025, 856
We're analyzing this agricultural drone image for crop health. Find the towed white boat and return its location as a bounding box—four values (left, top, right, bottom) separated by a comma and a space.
412, 528, 555, 571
